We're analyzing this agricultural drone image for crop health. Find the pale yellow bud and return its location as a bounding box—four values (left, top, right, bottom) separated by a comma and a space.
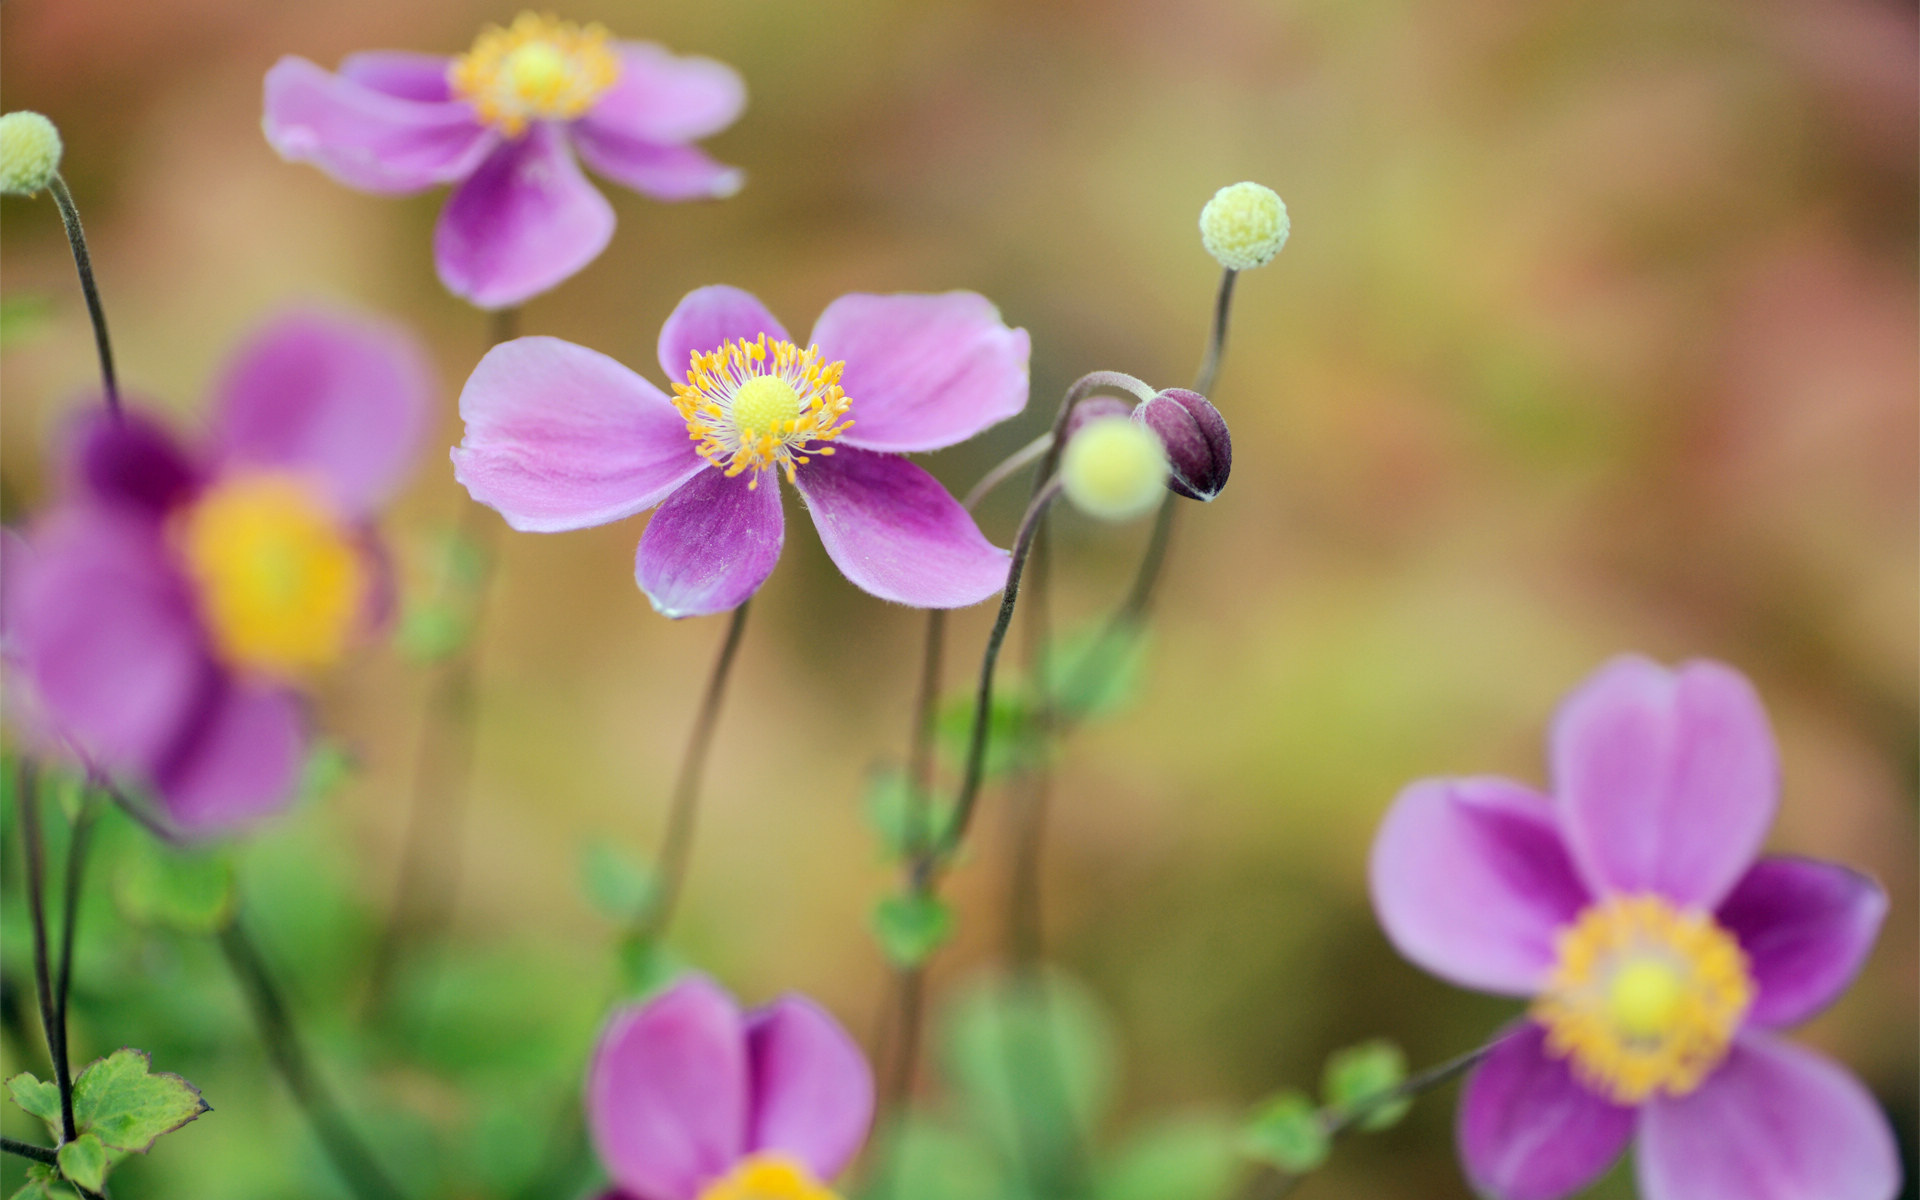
1199, 181, 1288, 270
0, 111, 63, 196
1060, 417, 1168, 522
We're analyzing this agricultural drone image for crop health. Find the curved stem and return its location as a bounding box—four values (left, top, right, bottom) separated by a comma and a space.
633, 599, 752, 942
1194, 267, 1238, 397
54, 799, 97, 1107
47, 174, 119, 416
15, 762, 76, 1143
962, 433, 1054, 512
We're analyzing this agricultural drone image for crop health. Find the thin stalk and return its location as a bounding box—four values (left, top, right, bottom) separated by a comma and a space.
54, 799, 97, 1102
15, 761, 76, 1143
0, 1136, 57, 1165
632, 599, 752, 941
962, 432, 1054, 511
47, 174, 119, 415
1193, 267, 1238, 397
221, 920, 407, 1200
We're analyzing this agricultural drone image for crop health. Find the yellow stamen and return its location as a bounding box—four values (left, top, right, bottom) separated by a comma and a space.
1533, 895, 1752, 1104
670, 335, 854, 488
179, 472, 365, 677
449, 12, 621, 137
697, 1154, 840, 1200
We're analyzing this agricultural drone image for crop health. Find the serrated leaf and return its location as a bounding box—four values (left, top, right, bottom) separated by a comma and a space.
580, 840, 658, 921
12, 1162, 61, 1200
1322, 1039, 1409, 1131
71, 1048, 209, 1153
7, 1072, 61, 1130
1241, 1090, 1328, 1173
872, 893, 954, 967
112, 837, 234, 934
863, 770, 953, 860
56, 1133, 106, 1191
1045, 624, 1148, 723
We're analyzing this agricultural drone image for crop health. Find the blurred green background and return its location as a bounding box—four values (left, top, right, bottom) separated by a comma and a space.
2, 0, 1914, 1196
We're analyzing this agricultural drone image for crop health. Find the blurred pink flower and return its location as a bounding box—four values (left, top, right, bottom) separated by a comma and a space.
263, 13, 745, 309
1370, 655, 1899, 1200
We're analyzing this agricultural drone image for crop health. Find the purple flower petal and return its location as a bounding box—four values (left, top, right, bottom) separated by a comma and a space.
1368, 777, 1590, 996
809, 293, 1031, 453
64, 407, 201, 517
1639, 1034, 1900, 1200
791, 447, 1009, 609
6, 509, 210, 774
656, 286, 790, 384
581, 42, 746, 144
1550, 656, 1778, 909
1717, 857, 1888, 1030
337, 51, 455, 103
453, 337, 705, 532
263, 56, 495, 194
587, 976, 750, 1200
1458, 1024, 1635, 1200
744, 996, 874, 1181
434, 125, 615, 310
635, 468, 782, 618
212, 309, 434, 517
151, 679, 305, 836
572, 130, 743, 202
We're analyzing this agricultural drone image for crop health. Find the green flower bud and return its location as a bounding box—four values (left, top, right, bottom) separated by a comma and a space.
1199, 181, 1288, 270
1060, 416, 1168, 522
0, 112, 63, 196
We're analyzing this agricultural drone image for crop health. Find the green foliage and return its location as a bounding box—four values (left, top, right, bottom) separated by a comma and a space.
862, 769, 954, 860
397, 602, 471, 662
0, 294, 50, 349
1321, 1039, 1410, 1131
1241, 1090, 1328, 1173
71, 1048, 209, 1153
861, 1116, 1005, 1200
11, 1163, 64, 1200
1044, 623, 1148, 724
580, 838, 659, 921
297, 741, 354, 807
616, 934, 687, 999
937, 689, 1045, 779
7, 1072, 62, 1132
1096, 1117, 1241, 1200
54, 1135, 106, 1192
871, 892, 955, 967
112, 836, 235, 934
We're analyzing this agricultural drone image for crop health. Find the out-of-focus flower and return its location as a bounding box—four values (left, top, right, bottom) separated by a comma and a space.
1060, 416, 1168, 521
3, 311, 431, 835
1369, 656, 1899, 1200
1132, 388, 1230, 501
1199, 181, 1288, 271
262, 13, 746, 309
0, 111, 62, 195
586, 974, 872, 1200
453, 285, 1029, 617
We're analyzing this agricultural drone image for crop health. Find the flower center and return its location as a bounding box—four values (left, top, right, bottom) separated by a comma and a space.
179, 472, 365, 677
1532, 894, 1752, 1104
697, 1154, 840, 1200
449, 12, 621, 137
671, 335, 855, 488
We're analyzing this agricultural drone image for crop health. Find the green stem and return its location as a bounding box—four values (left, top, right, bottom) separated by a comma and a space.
1194, 267, 1238, 396
47, 174, 119, 415
15, 761, 76, 1143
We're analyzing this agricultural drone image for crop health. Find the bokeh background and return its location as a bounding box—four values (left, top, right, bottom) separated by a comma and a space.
2, 0, 1915, 1197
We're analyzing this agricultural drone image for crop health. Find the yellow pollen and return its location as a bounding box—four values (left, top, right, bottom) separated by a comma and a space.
671, 335, 854, 489
179, 472, 365, 677
450, 12, 621, 137
1533, 895, 1752, 1104
697, 1154, 840, 1200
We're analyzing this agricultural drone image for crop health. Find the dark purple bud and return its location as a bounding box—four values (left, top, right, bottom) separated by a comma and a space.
1064, 395, 1133, 439
1133, 388, 1230, 500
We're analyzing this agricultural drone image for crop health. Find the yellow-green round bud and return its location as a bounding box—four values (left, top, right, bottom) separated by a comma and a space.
0, 112, 63, 196
1199, 181, 1288, 270
1060, 416, 1168, 522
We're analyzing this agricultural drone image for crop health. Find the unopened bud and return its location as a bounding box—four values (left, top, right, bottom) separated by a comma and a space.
1199, 181, 1288, 270
1134, 388, 1231, 501
1059, 417, 1168, 522
0, 112, 63, 196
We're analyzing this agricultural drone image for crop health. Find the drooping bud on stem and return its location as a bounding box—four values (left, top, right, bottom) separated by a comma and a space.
0, 112, 63, 196
1199, 181, 1289, 271
1060, 416, 1168, 522
1134, 388, 1231, 501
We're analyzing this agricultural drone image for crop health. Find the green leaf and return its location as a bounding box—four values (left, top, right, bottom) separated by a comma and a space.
616, 935, 686, 1000
11, 1163, 62, 1200
0, 295, 50, 350
863, 770, 952, 860
112, 837, 235, 934
56, 1134, 106, 1191
871, 892, 955, 967
397, 601, 471, 662
1045, 623, 1148, 723
1241, 1090, 1329, 1174
6, 1071, 61, 1131
1098, 1117, 1241, 1200
936, 688, 1044, 779
579, 840, 659, 921
1321, 1039, 1410, 1131
71, 1048, 209, 1153
297, 741, 354, 807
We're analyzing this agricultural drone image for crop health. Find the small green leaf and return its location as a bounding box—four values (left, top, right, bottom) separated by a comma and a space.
12, 1162, 62, 1200
56, 1133, 107, 1191
936, 689, 1044, 778
71, 1048, 209, 1153
863, 770, 952, 860
113, 838, 235, 934
616, 935, 686, 999
397, 601, 470, 662
580, 840, 659, 921
1322, 1039, 1410, 1131
1241, 1090, 1329, 1174
439, 528, 491, 589
6, 1072, 61, 1130
1045, 624, 1148, 723
1097, 1117, 1240, 1200
871, 892, 955, 967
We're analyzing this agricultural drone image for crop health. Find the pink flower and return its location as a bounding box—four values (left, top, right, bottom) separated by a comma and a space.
1370, 656, 1899, 1200
263, 13, 745, 309
452, 285, 1030, 617
2, 311, 431, 834
587, 975, 873, 1200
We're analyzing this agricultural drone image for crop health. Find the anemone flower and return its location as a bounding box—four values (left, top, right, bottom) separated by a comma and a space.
264, 12, 745, 309
3, 311, 431, 834
587, 975, 873, 1200
1369, 656, 1899, 1200
452, 284, 1029, 617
